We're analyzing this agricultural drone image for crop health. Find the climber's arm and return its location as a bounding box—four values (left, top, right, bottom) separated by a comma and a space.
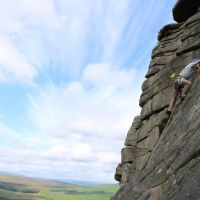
195, 61, 200, 72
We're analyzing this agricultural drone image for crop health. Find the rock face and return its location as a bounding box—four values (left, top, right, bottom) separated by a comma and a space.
113, 2, 200, 200
173, 0, 200, 23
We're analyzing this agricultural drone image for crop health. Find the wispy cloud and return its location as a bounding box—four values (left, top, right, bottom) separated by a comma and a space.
0, 36, 37, 85
0, 0, 174, 83
15, 62, 140, 182
82, 62, 135, 88
28, 63, 140, 138
0, 124, 120, 181
0, 0, 176, 182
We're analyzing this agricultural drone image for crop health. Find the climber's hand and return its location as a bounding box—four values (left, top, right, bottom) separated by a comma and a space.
186, 80, 192, 85
196, 63, 200, 72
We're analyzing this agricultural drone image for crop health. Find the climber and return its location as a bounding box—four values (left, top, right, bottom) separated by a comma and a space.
167, 59, 200, 113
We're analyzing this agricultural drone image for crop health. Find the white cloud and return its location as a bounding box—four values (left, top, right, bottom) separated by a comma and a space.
0, 0, 175, 183
0, 0, 61, 85
0, 122, 19, 140
0, 0, 138, 78
0, 0, 61, 33
0, 0, 173, 85
82, 62, 135, 88
0, 60, 139, 182
0, 136, 120, 182
28, 63, 140, 139
0, 36, 37, 84
23, 63, 141, 181
19, 0, 61, 29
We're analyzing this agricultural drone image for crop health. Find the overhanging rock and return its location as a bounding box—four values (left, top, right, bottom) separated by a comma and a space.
173, 0, 200, 22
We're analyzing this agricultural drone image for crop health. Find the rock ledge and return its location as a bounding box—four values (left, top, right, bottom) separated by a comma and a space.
173, 0, 200, 22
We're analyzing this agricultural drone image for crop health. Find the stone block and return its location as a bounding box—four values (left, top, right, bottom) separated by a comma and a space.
136, 127, 160, 157
177, 33, 200, 56
135, 152, 151, 170
133, 115, 142, 129
145, 65, 164, 78
137, 110, 168, 142
141, 87, 172, 120
125, 115, 142, 146
121, 147, 134, 163
157, 23, 183, 41
173, 0, 200, 22
120, 163, 132, 185
135, 127, 160, 171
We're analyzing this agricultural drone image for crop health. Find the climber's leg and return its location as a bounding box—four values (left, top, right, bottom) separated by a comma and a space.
167, 89, 181, 114
180, 78, 192, 97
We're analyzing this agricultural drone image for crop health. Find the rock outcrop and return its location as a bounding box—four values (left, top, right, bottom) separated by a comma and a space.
173, 0, 200, 23
113, 1, 200, 200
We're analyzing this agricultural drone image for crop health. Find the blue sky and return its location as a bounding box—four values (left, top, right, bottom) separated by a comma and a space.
0, 0, 176, 182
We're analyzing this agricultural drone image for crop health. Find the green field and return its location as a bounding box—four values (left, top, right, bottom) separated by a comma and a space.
0, 175, 118, 200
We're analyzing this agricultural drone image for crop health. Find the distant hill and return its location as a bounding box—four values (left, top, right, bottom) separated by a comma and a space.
52, 178, 110, 186
0, 174, 118, 200
0, 171, 112, 186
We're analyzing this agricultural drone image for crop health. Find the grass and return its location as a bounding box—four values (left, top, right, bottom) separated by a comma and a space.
0, 180, 40, 200
40, 184, 118, 200
0, 174, 118, 200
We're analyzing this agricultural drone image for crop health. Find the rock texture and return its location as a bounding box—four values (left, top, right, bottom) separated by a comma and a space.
173, 0, 200, 23
113, 2, 200, 200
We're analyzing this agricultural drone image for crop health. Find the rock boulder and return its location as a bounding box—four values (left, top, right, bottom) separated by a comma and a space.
173, 0, 200, 22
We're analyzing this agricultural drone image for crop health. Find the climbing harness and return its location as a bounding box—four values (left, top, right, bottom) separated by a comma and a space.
170, 72, 183, 89
174, 77, 181, 89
